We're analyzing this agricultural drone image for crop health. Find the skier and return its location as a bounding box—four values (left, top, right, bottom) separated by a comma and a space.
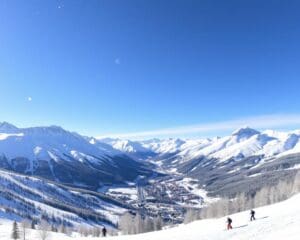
227, 217, 233, 230
250, 209, 256, 221
102, 227, 107, 237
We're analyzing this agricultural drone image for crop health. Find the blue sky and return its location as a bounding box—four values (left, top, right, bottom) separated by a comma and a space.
0, 0, 300, 138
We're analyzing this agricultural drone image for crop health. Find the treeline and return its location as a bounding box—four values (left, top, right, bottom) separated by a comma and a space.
11, 219, 117, 240
184, 171, 300, 223
119, 212, 163, 235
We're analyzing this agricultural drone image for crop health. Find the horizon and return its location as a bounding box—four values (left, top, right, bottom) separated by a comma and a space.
1, 1, 300, 138
2, 114, 300, 140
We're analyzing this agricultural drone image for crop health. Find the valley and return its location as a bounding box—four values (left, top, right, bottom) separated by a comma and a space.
0, 122, 299, 230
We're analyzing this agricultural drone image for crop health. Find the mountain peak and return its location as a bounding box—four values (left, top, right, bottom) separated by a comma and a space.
232, 126, 260, 137
0, 122, 19, 133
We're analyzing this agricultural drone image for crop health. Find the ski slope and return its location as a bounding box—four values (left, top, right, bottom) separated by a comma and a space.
114, 193, 300, 240
0, 193, 299, 239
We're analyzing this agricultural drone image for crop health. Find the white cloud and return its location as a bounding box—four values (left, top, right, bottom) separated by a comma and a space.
97, 114, 300, 139
27, 97, 32, 102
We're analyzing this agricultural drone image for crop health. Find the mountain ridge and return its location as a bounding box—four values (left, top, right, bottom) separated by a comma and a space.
0, 121, 156, 190
96, 127, 300, 162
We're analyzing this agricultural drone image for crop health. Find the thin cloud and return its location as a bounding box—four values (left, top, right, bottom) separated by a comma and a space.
27, 97, 32, 102
97, 114, 300, 139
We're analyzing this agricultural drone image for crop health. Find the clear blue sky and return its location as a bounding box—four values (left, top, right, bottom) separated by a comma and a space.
0, 0, 300, 138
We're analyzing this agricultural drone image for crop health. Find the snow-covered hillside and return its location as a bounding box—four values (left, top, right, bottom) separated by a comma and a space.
99, 138, 150, 154
1, 193, 299, 239
0, 169, 129, 228
0, 122, 299, 230
97, 128, 300, 199
0, 122, 155, 189
98, 127, 300, 163
114, 193, 300, 240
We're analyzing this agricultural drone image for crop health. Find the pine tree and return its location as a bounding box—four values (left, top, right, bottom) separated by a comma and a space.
11, 221, 20, 240
31, 220, 35, 229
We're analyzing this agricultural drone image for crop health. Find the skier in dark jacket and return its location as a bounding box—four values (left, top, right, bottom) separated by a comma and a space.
250, 210, 256, 221
227, 217, 233, 230
102, 227, 107, 237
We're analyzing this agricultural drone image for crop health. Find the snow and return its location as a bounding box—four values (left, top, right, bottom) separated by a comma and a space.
100, 128, 300, 164
141, 138, 186, 154
1, 123, 300, 167
99, 138, 150, 153
0, 123, 121, 166
176, 178, 218, 205
0, 193, 299, 239
107, 187, 138, 200
113, 194, 300, 240
0, 133, 24, 140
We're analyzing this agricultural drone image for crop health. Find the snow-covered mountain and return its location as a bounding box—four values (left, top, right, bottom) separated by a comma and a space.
176, 127, 300, 163
0, 122, 155, 189
99, 138, 149, 153
98, 127, 300, 163
98, 138, 158, 160
97, 127, 300, 198
0, 122, 299, 227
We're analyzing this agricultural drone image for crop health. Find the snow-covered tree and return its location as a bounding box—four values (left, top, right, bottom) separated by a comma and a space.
216, 198, 230, 217
144, 216, 154, 232
254, 186, 269, 207
153, 216, 163, 231
235, 193, 246, 212
119, 212, 134, 235
292, 171, 300, 194
92, 227, 101, 237
31, 220, 35, 230
11, 221, 20, 240
134, 213, 144, 234
184, 208, 199, 224
38, 220, 51, 240
21, 220, 30, 240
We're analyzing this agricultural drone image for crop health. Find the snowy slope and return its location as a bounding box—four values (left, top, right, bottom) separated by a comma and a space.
172, 127, 300, 163
0, 124, 116, 162
99, 138, 150, 153
0, 193, 299, 239
97, 128, 300, 199
113, 193, 300, 240
0, 169, 128, 228
141, 138, 186, 154
0, 122, 155, 189
99, 127, 300, 163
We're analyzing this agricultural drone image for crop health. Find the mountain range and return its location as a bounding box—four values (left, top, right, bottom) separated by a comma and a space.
97, 127, 300, 163
0, 122, 155, 190
97, 126, 300, 197
0, 122, 299, 227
